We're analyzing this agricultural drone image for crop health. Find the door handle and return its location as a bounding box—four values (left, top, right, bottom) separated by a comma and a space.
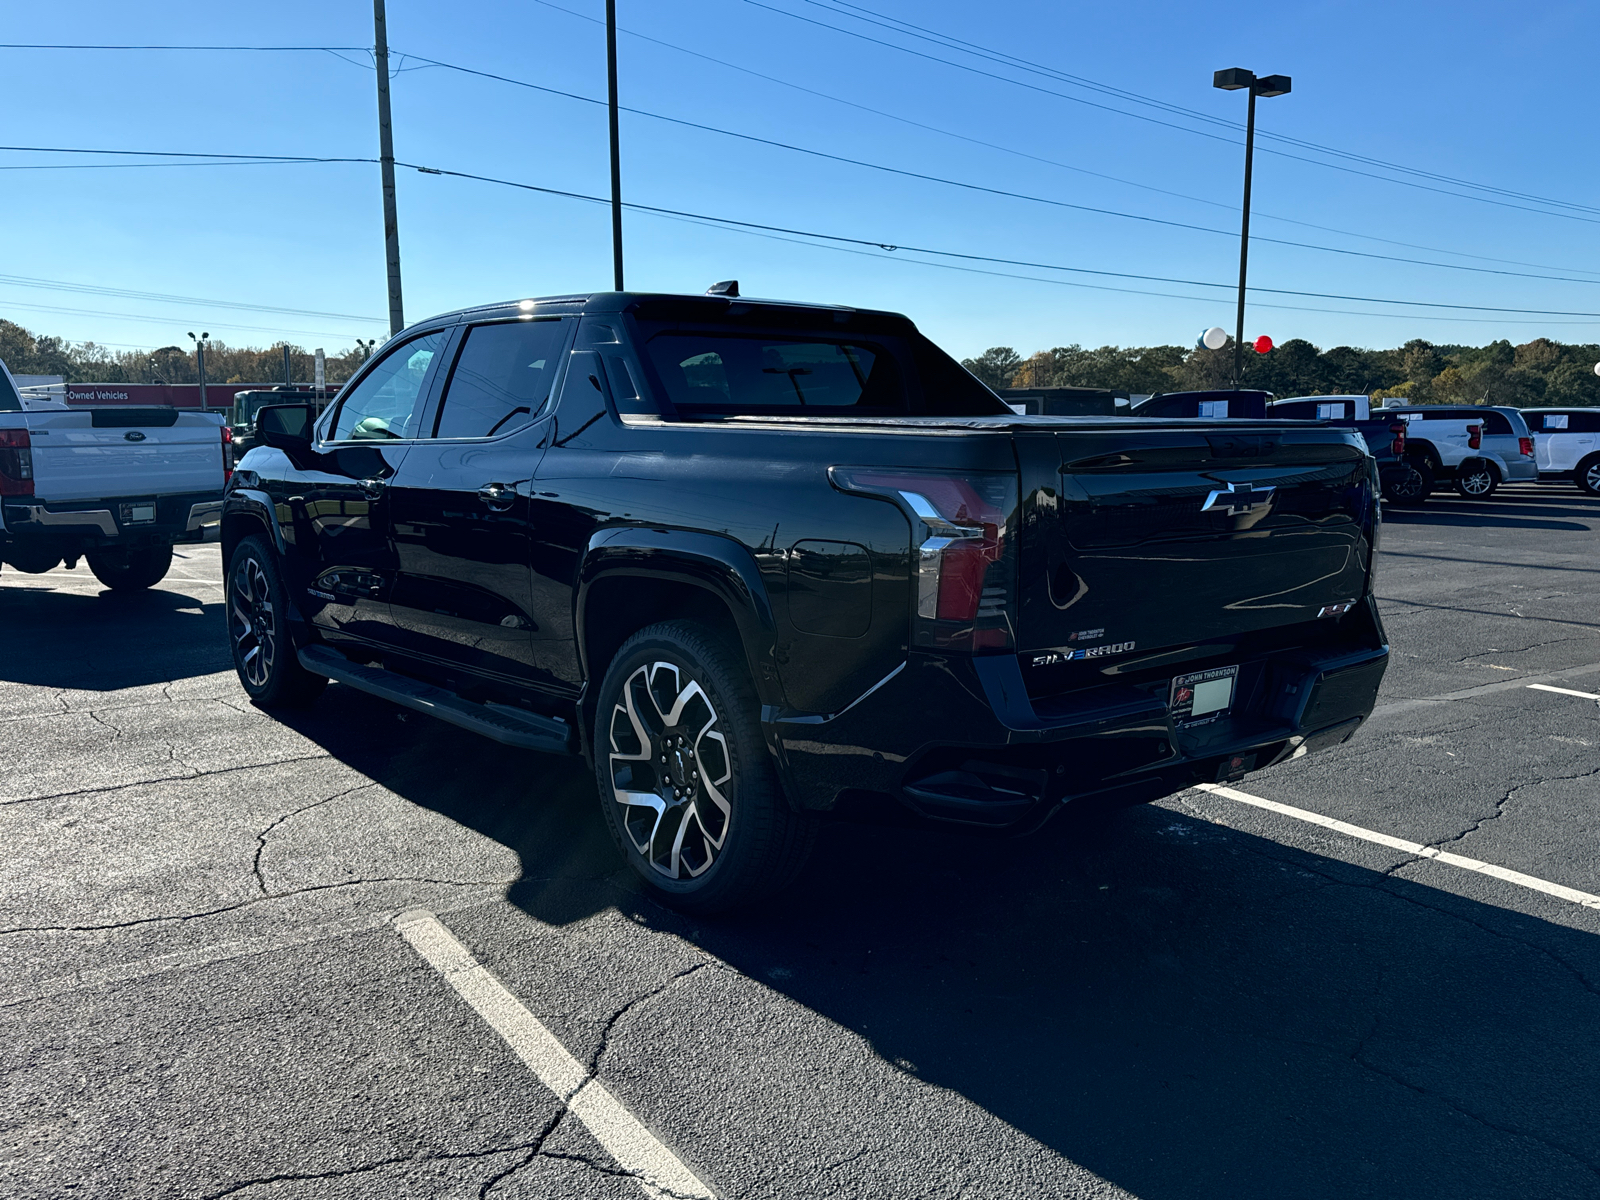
357, 477, 386, 499
477, 482, 515, 510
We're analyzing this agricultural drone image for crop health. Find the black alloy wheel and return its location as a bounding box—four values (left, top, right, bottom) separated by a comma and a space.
227, 535, 327, 707
1577, 454, 1600, 497
1453, 461, 1498, 500
86, 545, 173, 591
1381, 464, 1428, 507
594, 620, 815, 914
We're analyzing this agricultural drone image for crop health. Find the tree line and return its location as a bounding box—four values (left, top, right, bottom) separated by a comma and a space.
0, 320, 368, 388
961, 336, 1600, 406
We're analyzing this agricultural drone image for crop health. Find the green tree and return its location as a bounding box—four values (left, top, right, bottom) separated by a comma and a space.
961, 346, 1022, 390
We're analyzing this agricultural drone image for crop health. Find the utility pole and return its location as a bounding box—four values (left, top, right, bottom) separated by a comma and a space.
373, 0, 405, 335
606, 0, 624, 291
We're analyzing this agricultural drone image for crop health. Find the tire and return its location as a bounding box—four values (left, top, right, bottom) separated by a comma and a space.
1453, 460, 1498, 500
87, 545, 172, 590
1408, 456, 1437, 496
1381, 464, 1428, 506
593, 619, 816, 914
227, 535, 327, 707
1576, 454, 1600, 497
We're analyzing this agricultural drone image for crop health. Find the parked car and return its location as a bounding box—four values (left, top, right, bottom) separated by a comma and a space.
0, 358, 229, 588
228, 387, 333, 463
1265, 395, 1425, 505
222, 289, 1388, 912
1131, 389, 1273, 419
1378, 404, 1537, 499
1520, 408, 1600, 495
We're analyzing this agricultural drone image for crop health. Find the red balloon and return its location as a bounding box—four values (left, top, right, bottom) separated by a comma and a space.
1253, 335, 1274, 354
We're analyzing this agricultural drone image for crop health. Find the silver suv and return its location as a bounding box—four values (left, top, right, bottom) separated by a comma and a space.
1377, 404, 1537, 499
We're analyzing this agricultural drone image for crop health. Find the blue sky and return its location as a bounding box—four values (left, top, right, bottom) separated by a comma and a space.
4, 0, 1600, 362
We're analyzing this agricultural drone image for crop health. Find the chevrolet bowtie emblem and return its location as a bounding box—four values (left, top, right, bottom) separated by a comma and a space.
1201, 481, 1276, 516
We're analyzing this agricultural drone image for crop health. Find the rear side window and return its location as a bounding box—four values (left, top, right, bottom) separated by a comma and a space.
0, 371, 20, 412
329, 330, 447, 441
1480, 412, 1513, 435
433, 319, 569, 439
647, 334, 902, 413
638, 327, 1005, 418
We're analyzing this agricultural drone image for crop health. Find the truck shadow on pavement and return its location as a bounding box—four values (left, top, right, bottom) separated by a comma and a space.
0, 583, 226, 691
287, 684, 1600, 1200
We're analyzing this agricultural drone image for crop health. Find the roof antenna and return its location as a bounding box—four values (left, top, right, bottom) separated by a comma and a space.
706, 280, 739, 297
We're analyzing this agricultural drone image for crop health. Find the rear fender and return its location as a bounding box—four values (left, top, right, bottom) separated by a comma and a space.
577, 527, 782, 705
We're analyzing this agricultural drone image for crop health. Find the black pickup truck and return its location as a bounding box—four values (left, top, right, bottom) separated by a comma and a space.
222, 290, 1389, 912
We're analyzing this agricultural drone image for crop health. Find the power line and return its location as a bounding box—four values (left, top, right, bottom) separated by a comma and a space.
739, 0, 1600, 225
380, 60, 1600, 286
528, 0, 1600, 280
0, 42, 367, 51
398, 160, 1600, 318
0, 144, 371, 164
0, 273, 384, 323
803, 0, 1600, 219
0, 299, 368, 341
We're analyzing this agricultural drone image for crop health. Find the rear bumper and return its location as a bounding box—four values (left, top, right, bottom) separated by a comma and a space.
765, 609, 1388, 827
1, 493, 223, 553
1501, 459, 1538, 482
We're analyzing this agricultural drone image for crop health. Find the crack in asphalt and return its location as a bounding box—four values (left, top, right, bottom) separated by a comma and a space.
196, 1123, 568, 1199
533, 1149, 709, 1199
1350, 1037, 1600, 1178
0, 753, 336, 807
1421, 764, 1600, 855
0, 877, 508, 937
478, 1108, 569, 1199
251, 782, 377, 895
1178, 798, 1600, 999
586, 961, 709, 1078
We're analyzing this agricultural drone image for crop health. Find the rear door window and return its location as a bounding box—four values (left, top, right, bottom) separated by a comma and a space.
432, 318, 570, 439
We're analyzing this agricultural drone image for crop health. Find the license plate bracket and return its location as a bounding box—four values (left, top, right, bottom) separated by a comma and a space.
1170, 664, 1239, 727
120, 502, 157, 525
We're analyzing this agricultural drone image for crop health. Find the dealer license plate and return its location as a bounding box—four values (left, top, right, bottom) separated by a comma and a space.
1170, 665, 1239, 727
120, 503, 156, 524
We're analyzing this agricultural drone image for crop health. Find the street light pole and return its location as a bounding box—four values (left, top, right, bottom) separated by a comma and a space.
188, 331, 210, 409
1213, 68, 1291, 388
606, 0, 624, 291
373, 0, 405, 335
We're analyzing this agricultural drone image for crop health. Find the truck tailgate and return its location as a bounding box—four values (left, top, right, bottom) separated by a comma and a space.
26, 408, 224, 502
1019, 424, 1375, 670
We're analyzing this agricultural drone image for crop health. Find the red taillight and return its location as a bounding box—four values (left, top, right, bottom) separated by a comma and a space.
220, 423, 233, 483
1389, 421, 1406, 458
1519, 436, 1534, 457
0, 428, 34, 496
831, 468, 1016, 651
1467, 423, 1482, 450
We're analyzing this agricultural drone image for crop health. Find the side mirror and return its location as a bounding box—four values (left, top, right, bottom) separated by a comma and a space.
257, 404, 314, 452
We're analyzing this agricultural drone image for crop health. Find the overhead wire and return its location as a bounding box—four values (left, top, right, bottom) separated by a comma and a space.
804, 0, 1600, 218
527, 0, 1600, 278
378, 58, 1600, 286
738, 0, 1600, 225
0, 273, 384, 323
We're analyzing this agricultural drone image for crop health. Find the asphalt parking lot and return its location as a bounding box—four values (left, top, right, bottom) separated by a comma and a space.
5, 485, 1600, 1200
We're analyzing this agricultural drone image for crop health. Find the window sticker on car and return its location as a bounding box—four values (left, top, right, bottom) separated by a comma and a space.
1545, 414, 1569, 430
1197, 400, 1229, 418
1170, 665, 1239, 727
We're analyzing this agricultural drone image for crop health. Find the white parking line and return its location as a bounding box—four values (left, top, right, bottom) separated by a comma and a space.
395, 910, 715, 1200
1196, 783, 1600, 911
1527, 683, 1600, 701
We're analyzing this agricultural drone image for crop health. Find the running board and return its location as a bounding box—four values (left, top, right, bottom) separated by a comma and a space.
298, 645, 573, 755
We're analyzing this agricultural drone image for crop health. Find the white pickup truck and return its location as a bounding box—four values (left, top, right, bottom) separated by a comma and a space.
0, 359, 229, 589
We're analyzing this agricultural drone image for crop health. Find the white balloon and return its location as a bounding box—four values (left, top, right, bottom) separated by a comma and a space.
1592, 361, 1600, 377
1202, 326, 1228, 351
